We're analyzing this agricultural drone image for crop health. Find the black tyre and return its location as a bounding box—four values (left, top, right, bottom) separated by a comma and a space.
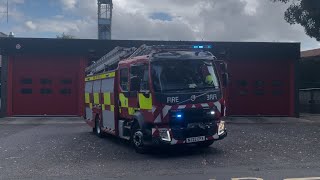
197, 140, 214, 148
95, 117, 104, 138
131, 123, 148, 154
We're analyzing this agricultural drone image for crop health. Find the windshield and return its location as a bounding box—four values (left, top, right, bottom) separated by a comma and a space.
151, 60, 219, 92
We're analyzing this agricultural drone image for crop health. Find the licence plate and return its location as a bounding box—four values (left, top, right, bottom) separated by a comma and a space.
186, 136, 205, 143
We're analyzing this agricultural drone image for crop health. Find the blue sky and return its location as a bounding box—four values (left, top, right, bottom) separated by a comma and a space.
0, 0, 319, 50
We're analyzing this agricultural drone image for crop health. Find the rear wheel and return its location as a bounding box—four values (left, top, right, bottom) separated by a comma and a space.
131, 123, 148, 154
197, 140, 214, 148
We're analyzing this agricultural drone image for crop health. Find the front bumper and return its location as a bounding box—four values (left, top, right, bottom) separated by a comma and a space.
151, 121, 227, 145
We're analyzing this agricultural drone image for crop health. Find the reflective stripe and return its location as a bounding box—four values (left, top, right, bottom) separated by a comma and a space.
89, 103, 93, 109
178, 105, 186, 109
110, 105, 114, 112
119, 93, 128, 107
154, 114, 161, 123
152, 106, 157, 113
128, 107, 135, 115
102, 105, 105, 111
85, 93, 90, 103
104, 92, 111, 105
201, 103, 209, 108
162, 105, 171, 117
214, 101, 222, 112
138, 93, 152, 110
85, 71, 115, 81
93, 93, 100, 104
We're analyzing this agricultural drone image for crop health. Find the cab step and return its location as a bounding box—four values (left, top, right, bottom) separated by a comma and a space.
119, 120, 131, 140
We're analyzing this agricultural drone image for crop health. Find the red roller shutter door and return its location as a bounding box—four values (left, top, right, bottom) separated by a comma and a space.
12, 56, 79, 115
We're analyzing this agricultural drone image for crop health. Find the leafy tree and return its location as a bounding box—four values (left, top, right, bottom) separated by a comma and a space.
56, 32, 75, 39
272, 0, 320, 41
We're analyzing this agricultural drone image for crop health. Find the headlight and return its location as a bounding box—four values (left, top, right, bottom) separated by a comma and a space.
159, 129, 171, 142
206, 110, 216, 116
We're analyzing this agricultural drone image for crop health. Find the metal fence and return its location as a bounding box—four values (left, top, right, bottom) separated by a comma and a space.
300, 88, 320, 113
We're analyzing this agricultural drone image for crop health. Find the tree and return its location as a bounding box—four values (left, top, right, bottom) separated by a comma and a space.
56, 32, 75, 39
272, 0, 320, 41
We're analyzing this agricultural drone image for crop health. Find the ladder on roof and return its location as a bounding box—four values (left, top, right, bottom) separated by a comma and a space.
85, 46, 137, 74
85, 44, 214, 75
129, 44, 155, 58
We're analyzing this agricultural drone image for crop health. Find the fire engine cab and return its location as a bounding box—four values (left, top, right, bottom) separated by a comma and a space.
84, 45, 227, 153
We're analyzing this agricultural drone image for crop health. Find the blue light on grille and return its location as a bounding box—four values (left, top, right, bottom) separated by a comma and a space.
199, 46, 204, 49
193, 46, 199, 49
177, 114, 182, 118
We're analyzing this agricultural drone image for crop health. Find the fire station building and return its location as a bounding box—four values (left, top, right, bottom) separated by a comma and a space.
0, 38, 300, 117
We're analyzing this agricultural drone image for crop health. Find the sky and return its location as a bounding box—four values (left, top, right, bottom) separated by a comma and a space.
0, 0, 319, 50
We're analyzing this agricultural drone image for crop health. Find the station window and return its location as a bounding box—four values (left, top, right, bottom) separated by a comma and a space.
61, 79, 72, 84
40, 88, 52, 94
60, 88, 71, 95
40, 78, 52, 85
21, 88, 32, 94
120, 68, 129, 91
239, 90, 248, 96
237, 80, 247, 87
255, 80, 264, 87
21, 78, 32, 84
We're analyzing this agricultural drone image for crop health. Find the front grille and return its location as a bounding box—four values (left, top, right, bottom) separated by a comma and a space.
169, 109, 215, 126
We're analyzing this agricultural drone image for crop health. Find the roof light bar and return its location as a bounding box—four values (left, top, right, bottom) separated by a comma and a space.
152, 45, 213, 50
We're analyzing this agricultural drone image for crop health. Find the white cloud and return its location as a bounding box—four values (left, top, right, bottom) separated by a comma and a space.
11, 0, 25, 4
60, 0, 77, 9
6, 0, 319, 50
25, 21, 37, 30
241, 0, 259, 15
53, 15, 64, 19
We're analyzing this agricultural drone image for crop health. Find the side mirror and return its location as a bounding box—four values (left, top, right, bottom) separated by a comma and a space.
130, 76, 141, 92
222, 73, 229, 87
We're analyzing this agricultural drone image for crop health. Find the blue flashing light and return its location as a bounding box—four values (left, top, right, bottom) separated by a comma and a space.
176, 114, 182, 118
193, 45, 212, 49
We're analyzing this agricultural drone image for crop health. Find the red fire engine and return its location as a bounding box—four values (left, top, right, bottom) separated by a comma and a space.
84, 45, 227, 153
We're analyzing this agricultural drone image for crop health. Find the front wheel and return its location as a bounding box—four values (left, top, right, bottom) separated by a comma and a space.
131, 123, 148, 154
197, 140, 214, 148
